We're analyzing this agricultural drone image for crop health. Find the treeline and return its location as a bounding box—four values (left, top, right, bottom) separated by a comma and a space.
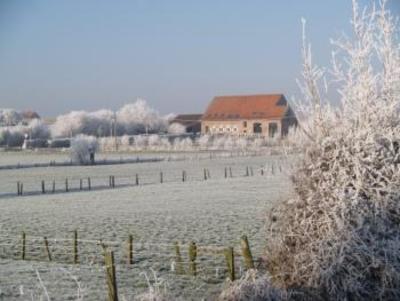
0, 99, 175, 147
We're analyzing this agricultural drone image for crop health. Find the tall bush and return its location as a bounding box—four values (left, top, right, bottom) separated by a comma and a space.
265, 1, 400, 300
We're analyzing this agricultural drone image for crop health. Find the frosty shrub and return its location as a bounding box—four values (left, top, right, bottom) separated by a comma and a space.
70, 135, 98, 164
0, 127, 25, 147
264, 1, 400, 300
198, 134, 211, 149
28, 118, 50, 140
168, 122, 186, 135
218, 270, 290, 301
0, 108, 22, 126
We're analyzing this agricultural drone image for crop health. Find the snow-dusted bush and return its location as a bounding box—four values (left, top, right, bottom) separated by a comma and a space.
28, 119, 50, 140
219, 270, 290, 301
70, 135, 98, 164
198, 134, 211, 149
265, 1, 400, 299
0, 127, 25, 147
134, 135, 148, 149
120, 135, 132, 147
0, 108, 22, 126
172, 137, 193, 151
168, 122, 186, 135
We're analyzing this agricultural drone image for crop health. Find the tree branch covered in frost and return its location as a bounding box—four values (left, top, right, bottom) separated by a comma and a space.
264, 1, 400, 299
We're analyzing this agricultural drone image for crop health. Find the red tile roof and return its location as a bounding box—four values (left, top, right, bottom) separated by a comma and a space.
202, 94, 289, 121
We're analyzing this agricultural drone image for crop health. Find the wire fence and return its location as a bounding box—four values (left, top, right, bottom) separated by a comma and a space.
4, 159, 294, 198
0, 231, 263, 300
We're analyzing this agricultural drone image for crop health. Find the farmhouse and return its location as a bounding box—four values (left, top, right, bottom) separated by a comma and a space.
170, 114, 202, 134
201, 94, 297, 137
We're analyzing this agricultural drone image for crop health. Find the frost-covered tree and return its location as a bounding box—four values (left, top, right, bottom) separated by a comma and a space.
28, 119, 50, 140
263, 1, 400, 299
117, 99, 167, 135
51, 109, 114, 138
0, 127, 25, 147
0, 109, 22, 126
70, 135, 98, 164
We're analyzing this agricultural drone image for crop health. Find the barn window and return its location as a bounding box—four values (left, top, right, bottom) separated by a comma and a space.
253, 123, 262, 134
268, 123, 278, 137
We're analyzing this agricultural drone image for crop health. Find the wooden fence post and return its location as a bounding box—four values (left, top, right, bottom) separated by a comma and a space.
88, 177, 91, 190
271, 163, 275, 175
41, 180, 46, 194
188, 241, 197, 276
80, 179, 83, 190
104, 250, 119, 301
224, 247, 235, 281
246, 166, 249, 177
229, 167, 233, 178
52, 181, 55, 193
44, 236, 52, 261
65, 179, 69, 192
224, 167, 228, 178
240, 235, 255, 269
203, 168, 207, 181
73, 230, 78, 264
135, 174, 139, 186
112, 176, 115, 188
174, 242, 184, 275
182, 171, 186, 182
261, 168, 264, 176
17, 182, 20, 196
21, 231, 26, 260
127, 235, 133, 265
109, 176, 112, 188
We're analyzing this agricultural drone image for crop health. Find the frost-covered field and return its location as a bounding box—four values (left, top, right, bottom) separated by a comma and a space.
0, 153, 293, 300
0, 152, 279, 196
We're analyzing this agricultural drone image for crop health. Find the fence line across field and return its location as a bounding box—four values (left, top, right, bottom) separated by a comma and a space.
9, 161, 291, 197
0, 231, 259, 301
0, 230, 257, 281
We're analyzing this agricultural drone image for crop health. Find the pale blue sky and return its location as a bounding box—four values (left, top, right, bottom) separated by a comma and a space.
0, 0, 398, 117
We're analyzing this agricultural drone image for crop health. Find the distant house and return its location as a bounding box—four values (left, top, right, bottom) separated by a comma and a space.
21, 110, 40, 125
201, 94, 297, 137
170, 114, 203, 134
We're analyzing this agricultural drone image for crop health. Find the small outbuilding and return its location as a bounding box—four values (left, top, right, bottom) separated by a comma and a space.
170, 114, 203, 134
201, 94, 297, 137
